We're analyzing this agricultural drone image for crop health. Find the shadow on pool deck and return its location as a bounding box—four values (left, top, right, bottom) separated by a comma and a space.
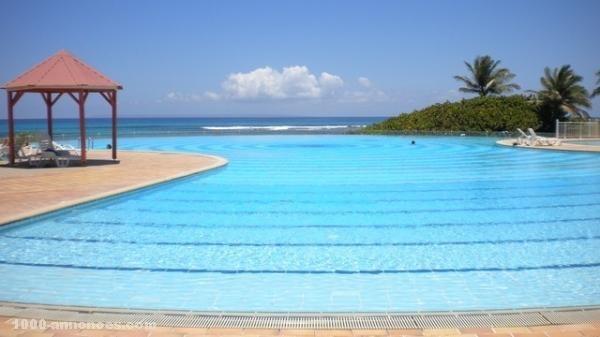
1, 158, 120, 169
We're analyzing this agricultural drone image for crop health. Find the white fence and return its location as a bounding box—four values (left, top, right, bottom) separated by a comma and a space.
556, 120, 600, 139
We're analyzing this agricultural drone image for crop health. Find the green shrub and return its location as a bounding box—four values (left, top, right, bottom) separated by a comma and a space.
15, 132, 37, 149
366, 95, 540, 132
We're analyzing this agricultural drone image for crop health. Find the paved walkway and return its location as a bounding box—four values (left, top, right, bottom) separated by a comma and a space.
496, 139, 600, 153
0, 316, 598, 337
0, 150, 227, 225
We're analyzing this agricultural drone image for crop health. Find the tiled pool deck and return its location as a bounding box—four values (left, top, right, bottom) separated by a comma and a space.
496, 139, 600, 153
0, 150, 227, 225
1, 315, 599, 337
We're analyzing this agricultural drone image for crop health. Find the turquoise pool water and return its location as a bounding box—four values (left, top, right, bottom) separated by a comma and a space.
0, 135, 599, 312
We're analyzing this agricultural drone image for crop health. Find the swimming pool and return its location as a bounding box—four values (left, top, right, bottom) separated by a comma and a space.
0, 135, 599, 312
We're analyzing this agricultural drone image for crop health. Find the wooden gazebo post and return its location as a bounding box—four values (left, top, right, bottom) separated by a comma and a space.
2, 50, 122, 165
41, 93, 62, 140
6, 91, 24, 164
100, 90, 118, 160
68, 91, 89, 163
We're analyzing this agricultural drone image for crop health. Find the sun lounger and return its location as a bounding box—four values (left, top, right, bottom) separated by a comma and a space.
17, 144, 45, 167
0, 146, 8, 161
516, 128, 532, 145
18, 134, 81, 167
39, 134, 81, 166
22, 147, 77, 168
0, 139, 8, 161
52, 141, 80, 156
527, 128, 561, 146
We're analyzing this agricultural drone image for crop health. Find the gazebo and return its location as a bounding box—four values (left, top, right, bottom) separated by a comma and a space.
2, 50, 122, 165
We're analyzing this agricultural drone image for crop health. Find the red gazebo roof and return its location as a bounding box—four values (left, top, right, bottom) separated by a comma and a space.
2, 50, 122, 91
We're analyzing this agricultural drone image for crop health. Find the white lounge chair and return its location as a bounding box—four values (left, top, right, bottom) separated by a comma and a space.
17, 144, 48, 167
0, 139, 8, 161
52, 141, 80, 156
0, 138, 10, 161
41, 134, 81, 163
19, 134, 81, 167
516, 128, 532, 145
527, 128, 561, 146
0, 146, 8, 161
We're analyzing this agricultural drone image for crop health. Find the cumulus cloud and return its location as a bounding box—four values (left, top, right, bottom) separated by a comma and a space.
164, 67, 387, 103
221, 66, 344, 100
318, 72, 344, 96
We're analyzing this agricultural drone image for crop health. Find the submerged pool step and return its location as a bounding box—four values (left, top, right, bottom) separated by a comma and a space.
1, 302, 598, 329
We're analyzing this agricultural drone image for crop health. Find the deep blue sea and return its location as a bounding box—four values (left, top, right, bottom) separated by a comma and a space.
0, 117, 386, 139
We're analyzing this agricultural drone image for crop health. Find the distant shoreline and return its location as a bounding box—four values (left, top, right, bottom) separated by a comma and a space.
0, 116, 392, 121
0, 116, 387, 138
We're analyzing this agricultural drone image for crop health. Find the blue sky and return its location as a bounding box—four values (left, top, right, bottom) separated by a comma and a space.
1, 0, 599, 118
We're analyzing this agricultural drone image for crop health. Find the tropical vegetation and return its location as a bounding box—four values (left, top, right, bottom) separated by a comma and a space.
454, 55, 520, 97
532, 65, 591, 131
592, 70, 600, 98
365, 96, 539, 133
369, 55, 599, 133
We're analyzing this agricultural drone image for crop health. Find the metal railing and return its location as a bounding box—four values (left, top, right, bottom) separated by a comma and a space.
556, 120, 600, 139
78, 136, 94, 149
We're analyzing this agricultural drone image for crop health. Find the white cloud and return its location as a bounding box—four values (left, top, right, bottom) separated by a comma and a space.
203, 91, 221, 101
358, 77, 372, 88
163, 91, 220, 102
340, 77, 387, 103
164, 67, 387, 103
342, 89, 388, 103
221, 66, 344, 100
319, 72, 344, 96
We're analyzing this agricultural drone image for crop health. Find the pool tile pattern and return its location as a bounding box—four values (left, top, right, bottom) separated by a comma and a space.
1, 316, 599, 337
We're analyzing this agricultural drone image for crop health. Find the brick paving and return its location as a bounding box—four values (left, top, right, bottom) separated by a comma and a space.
0, 150, 227, 225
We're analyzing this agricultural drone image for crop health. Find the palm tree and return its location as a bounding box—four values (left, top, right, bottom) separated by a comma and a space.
592, 70, 600, 98
537, 65, 590, 119
454, 55, 520, 97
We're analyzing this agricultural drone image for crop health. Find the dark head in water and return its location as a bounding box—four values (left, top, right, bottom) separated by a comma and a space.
411, 140, 416, 145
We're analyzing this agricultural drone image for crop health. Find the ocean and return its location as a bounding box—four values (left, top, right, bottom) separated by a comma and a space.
0, 117, 386, 140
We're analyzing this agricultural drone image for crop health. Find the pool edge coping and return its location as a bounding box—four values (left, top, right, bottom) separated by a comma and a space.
496, 138, 600, 153
0, 150, 229, 227
0, 301, 598, 329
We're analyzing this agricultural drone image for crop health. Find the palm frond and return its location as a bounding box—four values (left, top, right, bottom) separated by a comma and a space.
454, 55, 519, 97
592, 70, 600, 98
537, 65, 591, 119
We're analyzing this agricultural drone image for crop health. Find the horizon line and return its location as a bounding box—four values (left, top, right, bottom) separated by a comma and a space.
0, 115, 392, 121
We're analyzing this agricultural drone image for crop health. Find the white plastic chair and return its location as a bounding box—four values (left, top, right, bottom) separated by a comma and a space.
516, 128, 532, 145
0, 144, 8, 161
527, 128, 561, 146
53, 141, 80, 156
